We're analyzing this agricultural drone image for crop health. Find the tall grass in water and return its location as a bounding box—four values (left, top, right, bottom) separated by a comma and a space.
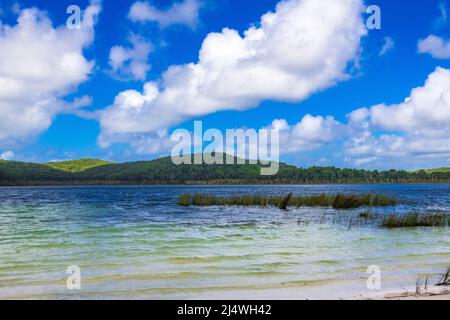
382, 213, 449, 228
178, 193, 396, 209
177, 194, 191, 206
332, 194, 396, 209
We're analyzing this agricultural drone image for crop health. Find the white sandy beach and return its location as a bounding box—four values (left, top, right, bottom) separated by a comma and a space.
364, 286, 450, 300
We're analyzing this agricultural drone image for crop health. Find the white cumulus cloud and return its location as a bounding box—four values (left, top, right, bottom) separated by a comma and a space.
99, 0, 367, 149
416, 3, 450, 59
109, 35, 152, 81
0, 1, 101, 146
128, 0, 202, 28
418, 35, 450, 59
0, 150, 15, 160
345, 67, 450, 167
270, 115, 344, 154
368, 67, 450, 135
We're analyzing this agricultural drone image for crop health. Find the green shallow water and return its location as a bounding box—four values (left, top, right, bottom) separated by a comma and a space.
0, 185, 449, 299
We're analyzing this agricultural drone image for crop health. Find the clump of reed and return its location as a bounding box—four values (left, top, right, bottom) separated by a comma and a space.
191, 194, 219, 206
382, 213, 449, 228
414, 267, 450, 295
332, 194, 397, 209
437, 267, 450, 286
178, 193, 397, 210
178, 194, 191, 206
415, 274, 432, 295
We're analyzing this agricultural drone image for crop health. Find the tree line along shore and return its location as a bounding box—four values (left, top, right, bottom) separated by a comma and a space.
2, 156, 450, 186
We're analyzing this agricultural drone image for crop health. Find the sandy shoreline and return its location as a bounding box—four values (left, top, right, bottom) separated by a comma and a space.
364, 286, 450, 300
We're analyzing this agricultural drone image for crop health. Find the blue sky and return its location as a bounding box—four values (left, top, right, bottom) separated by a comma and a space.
1, 0, 450, 169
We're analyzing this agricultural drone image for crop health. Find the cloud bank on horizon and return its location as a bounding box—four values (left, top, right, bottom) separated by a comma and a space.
1, 0, 450, 169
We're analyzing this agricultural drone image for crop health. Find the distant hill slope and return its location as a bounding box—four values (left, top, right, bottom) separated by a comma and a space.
422, 168, 450, 174
45, 159, 113, 173
0, 160, 73, 184
2, 155, 450, 185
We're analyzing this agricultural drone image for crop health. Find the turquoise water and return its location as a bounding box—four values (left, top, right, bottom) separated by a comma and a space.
0, 185, 449, 299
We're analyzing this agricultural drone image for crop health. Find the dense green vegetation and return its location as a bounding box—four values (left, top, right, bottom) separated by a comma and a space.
45, 159, 112, 173
178, 193, 397, 209
3, 154, 450, 186
0, 160, 72, 185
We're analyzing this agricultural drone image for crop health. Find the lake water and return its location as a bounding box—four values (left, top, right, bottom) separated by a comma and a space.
0, 185, 449, 299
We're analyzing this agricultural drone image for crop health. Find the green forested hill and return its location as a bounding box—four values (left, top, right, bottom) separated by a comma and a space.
45, 159, 113, 173
0, 160, 73, 184
1, 155, 450, 186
